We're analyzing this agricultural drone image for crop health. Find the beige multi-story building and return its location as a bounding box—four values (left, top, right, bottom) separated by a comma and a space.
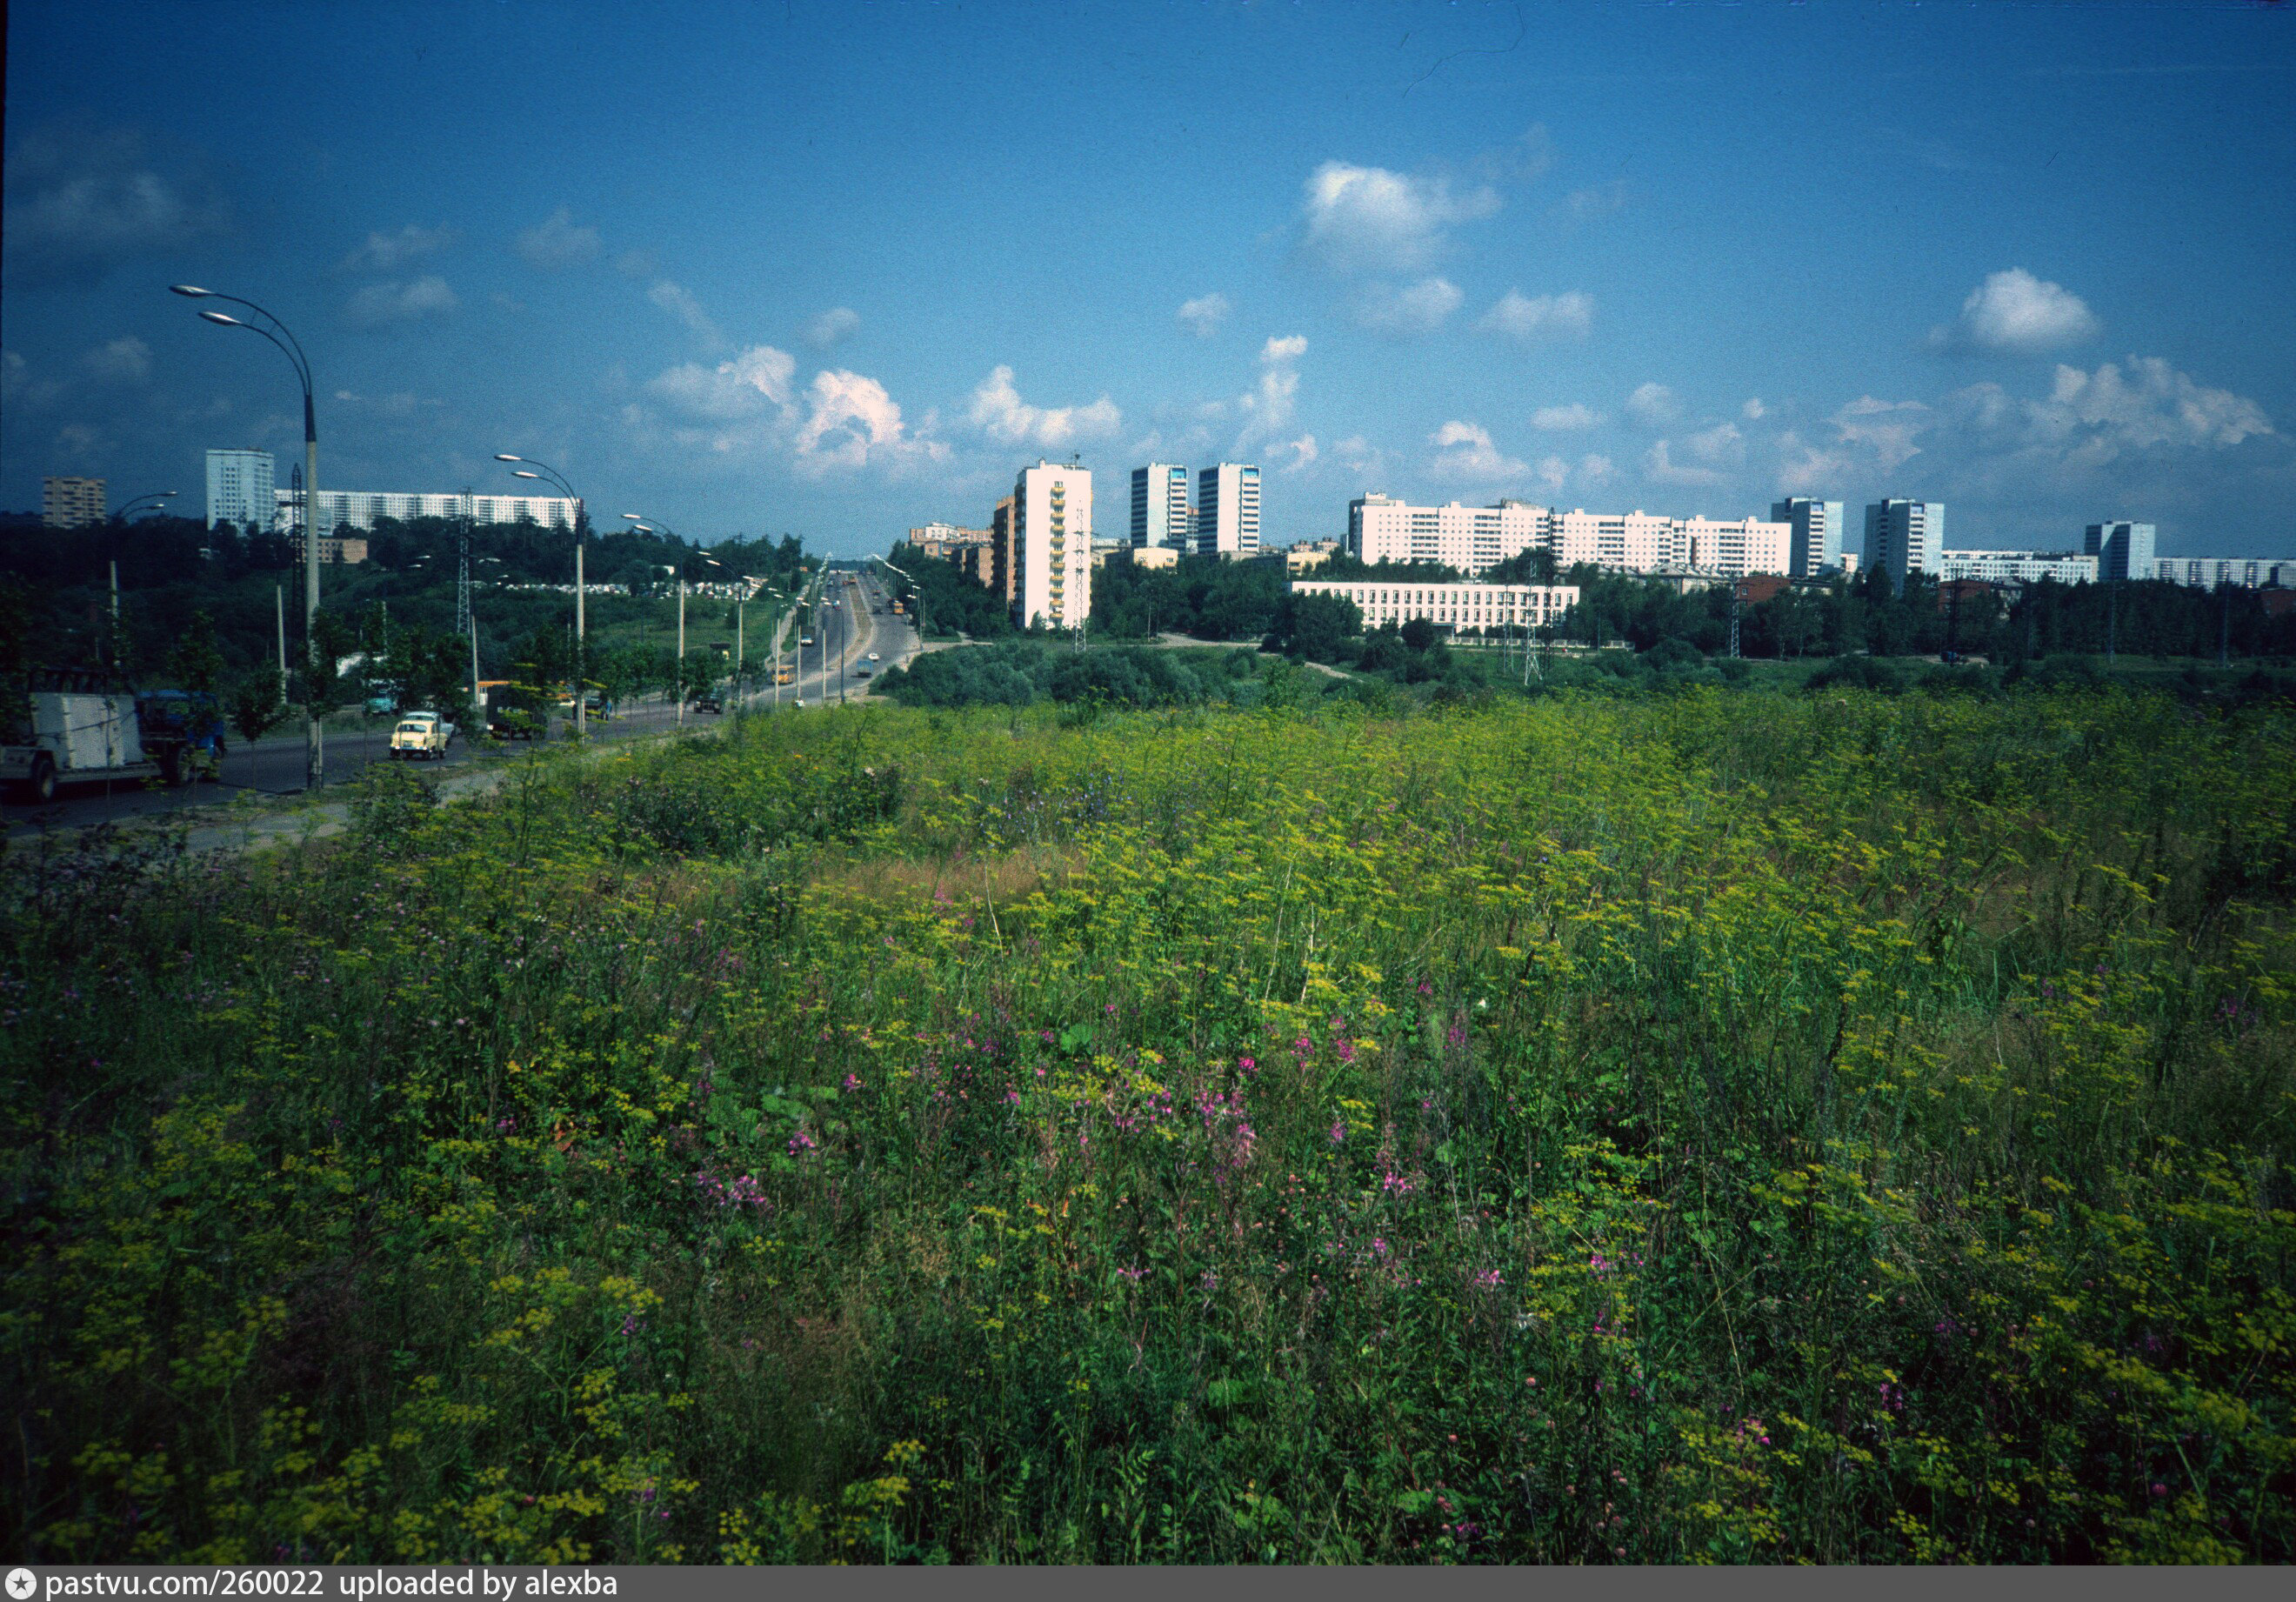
988, 495, 1017, 599
1011, 462, 1092, 630
910, 521, 992, 559
43, 477, 107, 530
1290, 578, 1578, 634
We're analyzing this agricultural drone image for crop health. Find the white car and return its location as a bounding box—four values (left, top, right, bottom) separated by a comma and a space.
866, 651, 880, 662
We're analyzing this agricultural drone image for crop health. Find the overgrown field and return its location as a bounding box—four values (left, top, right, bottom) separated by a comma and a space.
5, 689, 2293, 1563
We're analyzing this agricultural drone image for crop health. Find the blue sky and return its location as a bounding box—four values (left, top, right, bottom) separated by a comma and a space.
4, 0, 2293, 557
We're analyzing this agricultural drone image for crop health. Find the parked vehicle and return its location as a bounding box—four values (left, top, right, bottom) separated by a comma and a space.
690, 692, 724, 714
3, 672, 224, 802
487, 684, 546, 741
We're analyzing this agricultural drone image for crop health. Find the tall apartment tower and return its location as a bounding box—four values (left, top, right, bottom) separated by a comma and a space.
206, 448, 277, 532
1195, 463, 1260, 558
1131, 463, 1192, 550
1011, 462, 1092, 630
1772, 498, 1846, 577
2085, 520, 2157, 583
42, 477, 107, 530
1864, 499, 1945, 591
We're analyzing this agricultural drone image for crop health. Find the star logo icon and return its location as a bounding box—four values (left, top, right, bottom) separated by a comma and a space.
6, 1569, 36, 1601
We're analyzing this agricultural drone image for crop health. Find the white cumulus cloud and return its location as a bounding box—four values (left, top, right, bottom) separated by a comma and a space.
345, 276, 458, 328
1685, 421, 1745, 467
1429, 420, 1526, 482
1479, 290, 1594, 343
1625, 383, 1679, 427
966, 365, 1121, 450
648, 280, 723, 350
1532, 402, 1602, 431
1177, 293, 1231, 337
1932, 268, 2099, 356
1261, 334, 1308, 365
1537, 455, 1568, 494
517, 207, 600, 270
805, 307, 861, 350
1352, 277, 1463, 337
1299, 161, 1500, 275
81, 336, 150, 382
1742, 397, 1766, 420
2026, 357, 2270, 453
646, 345, 798, 422
338, 224, 456, 273
1644, 439, 1726, 487
1832, 396, 1932, 471
794, 369, 946, 477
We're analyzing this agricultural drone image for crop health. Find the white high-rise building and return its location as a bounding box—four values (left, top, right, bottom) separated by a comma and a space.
2085, 521, 2157, 583
1131, 463, 1192, 550
206, 448, 276, 532
1196, 463, 1260, 557
1864, 500, 1946, 590
1772, 498, 1846, 577
1011, 460, 1092, 630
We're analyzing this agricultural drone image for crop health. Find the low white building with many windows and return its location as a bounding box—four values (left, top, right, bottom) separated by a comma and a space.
1289, 579, 1578, 634
277, 489, 580, 533
1937, 550, 2099, 584
2154, 556, 2296, 590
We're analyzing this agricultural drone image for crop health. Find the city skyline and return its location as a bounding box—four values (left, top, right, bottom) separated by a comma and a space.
3, 3, 2292, 557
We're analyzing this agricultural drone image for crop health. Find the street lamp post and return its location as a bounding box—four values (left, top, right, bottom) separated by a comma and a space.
113, 491, 179, 523
175, 284, 324, 788
497, 456, 587, 737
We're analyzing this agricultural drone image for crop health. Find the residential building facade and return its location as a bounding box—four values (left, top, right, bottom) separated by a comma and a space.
909, 522, 992, 559
277, 489, 579, 534
1864, 500, 1946, 589
1130, 463, 1192, 550
2085, 521, 2157, 583
1937, 550, 2099, 585
1772, 498, 1846, 577
1195, 463, 1260, 557
988, 495, 1017, 601
43, 477, 107, 530
1290, 579, 1578, 634
206, 449, 275, 531
1011, 462, 1092, 630
1348, 496, 1789, 578
2154, 556, 2296, 590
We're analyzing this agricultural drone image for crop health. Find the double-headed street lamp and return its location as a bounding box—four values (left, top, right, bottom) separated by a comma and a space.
174, 284, 324, 789
113, 491, 179, 523
496, 454, 589, 736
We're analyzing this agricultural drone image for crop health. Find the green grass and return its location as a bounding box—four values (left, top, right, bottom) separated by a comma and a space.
4, 684, 2293, 1562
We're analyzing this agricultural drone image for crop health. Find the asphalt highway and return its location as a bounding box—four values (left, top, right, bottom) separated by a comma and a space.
3, 566, 922, 840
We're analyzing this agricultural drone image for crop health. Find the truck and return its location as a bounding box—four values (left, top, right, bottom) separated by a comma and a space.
3, 671, 225, 803
389, 711, 456, 760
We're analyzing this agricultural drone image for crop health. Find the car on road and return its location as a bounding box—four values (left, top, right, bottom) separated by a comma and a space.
853, 666, 871, 678
390, 711, 454, 760
690, 693, 724, 714
866, 651, 880, 662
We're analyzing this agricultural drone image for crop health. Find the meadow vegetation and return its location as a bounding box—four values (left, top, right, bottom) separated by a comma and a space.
4, 684, 2293, 1562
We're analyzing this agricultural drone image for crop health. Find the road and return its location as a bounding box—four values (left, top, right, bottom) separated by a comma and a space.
3, 565, 924, 841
